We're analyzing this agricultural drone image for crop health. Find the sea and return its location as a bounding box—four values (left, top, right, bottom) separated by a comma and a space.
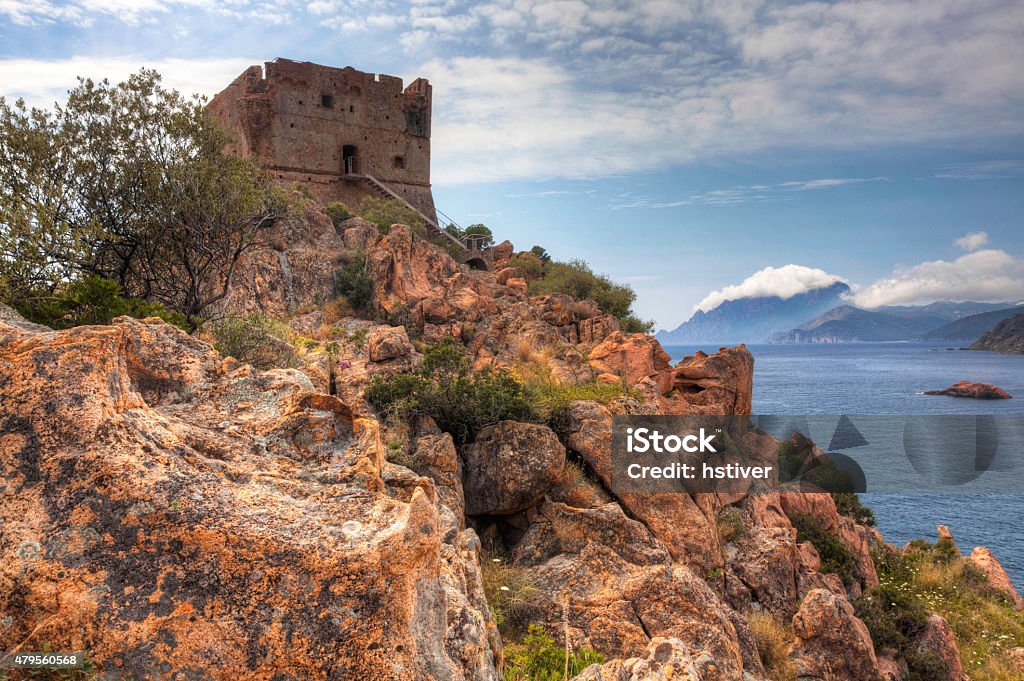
663, 342, 1024, 590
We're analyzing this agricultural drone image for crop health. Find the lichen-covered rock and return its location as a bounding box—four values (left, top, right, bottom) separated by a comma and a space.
0, 316, 499, 680
578, 313, 621, 346
915, 613, 965, 681
511, 500, 752, 680
589, 332, 675, 394
791, 588, 880, 681
1008, 647, 1024, 674
221, 201, 347, 317
461, 421, 566, 515
368, 325, 414, 362
669, 346, 754, 415
564, 400, 722, 571
340, 216, 380, 251
728, 526, 800, 617
534, 293, 576, 327
570, 637, 703, 681
970, 546, 1024, 609
365, 223, 460, 315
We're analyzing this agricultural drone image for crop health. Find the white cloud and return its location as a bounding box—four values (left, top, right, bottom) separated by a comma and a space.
0, 0, 86, 26
852, 249, 1024, 308
695, 265, 848, 312
779, 176, 887, 190
4, 0, 1024, 186
934, 160, 1024, 180
0, 56, 257, 108
955, 231, 989, 252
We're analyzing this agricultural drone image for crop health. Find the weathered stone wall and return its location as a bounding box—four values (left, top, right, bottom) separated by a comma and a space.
208, 58, 436, 221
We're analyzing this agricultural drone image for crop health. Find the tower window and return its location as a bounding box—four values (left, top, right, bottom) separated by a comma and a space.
349, 105, 354, 113
393, 156, 405, 169
321, 94, 334, 108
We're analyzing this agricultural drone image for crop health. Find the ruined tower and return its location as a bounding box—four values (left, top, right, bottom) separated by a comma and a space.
208, 58, 437, 223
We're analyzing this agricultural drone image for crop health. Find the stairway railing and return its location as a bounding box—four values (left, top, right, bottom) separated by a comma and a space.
344, 157, 471, 252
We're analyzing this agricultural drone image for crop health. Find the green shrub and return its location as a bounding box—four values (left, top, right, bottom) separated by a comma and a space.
334, 251, 374, 312
210, 314, 295, 369
356, 196, 426, 235
790, 513, 859, 587
529, 378, 637, 442
832, 492, 876, 526
326, 201, 351, 226
777, 436, 855, 493
530, 245, 552, 263
503, 624, 604, 681
717, 507, 748, 543
364, 337, 538, 444
507, 253, 545, 280
528, 259, 653, 333
860, 541, 1024, 681
14, 276, 188, 330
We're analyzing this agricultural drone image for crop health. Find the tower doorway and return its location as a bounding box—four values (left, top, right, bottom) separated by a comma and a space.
342, 145, 358, 174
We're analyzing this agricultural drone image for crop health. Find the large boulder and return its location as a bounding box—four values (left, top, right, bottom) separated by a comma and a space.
534, 293, 577, 327
221, 201, 347, 317
0, 301, 50, 332
564, 400, 721, 571
588, 332, 675, 394
790, 588, 879, 680
915, 614, 965, 681
368, 325, 414, 362
670, 346, 754, 415
0, 316, 499, 680
461, 421, 566, 516
511, 500, 754, 680
969, 546, 1024, 610
339, 216, 380, 251
578, 314, 621, 346
571, 637, 703, 681
365, 223, 460, 314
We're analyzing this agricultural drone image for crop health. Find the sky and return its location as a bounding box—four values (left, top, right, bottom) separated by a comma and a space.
1, 0, 1023, 330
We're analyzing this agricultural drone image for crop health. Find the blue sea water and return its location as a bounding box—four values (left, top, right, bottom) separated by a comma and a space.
663, 342, 1024, 590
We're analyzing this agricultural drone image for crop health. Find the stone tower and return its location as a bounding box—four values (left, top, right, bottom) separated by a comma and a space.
208, 58, 436, 223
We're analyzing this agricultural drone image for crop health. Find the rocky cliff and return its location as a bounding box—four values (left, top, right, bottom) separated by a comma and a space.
2, 205, 1019, 680
970, 312, 1024, 354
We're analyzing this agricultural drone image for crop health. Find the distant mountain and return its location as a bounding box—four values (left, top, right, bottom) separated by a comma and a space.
657, 282, 851, 344
770, 305, 941, 343
971, 313, 1024, 354
922, 306, 1024, 341
877, 301, 1015, 321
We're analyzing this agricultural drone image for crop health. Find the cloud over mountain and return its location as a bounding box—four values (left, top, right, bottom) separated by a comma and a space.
695, 265, 848, 312
852, 249, 1024, 308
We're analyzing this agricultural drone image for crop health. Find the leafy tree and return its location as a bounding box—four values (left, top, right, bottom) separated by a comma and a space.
462, 223, 493, 248
530, 245, 551, 263
0, 69, 283, 327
